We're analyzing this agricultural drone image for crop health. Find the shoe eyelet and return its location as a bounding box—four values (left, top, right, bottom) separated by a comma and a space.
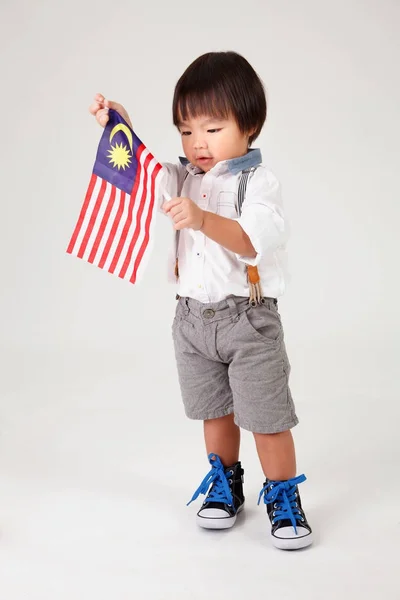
272, 519, 275, 525
301, 518, 305, 522
229, 479, 233, 484
228, 504, 232, 507
272, 511, 276, 516
229, 470, 234, 475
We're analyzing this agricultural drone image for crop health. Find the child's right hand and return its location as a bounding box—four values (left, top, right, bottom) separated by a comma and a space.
89, 93, 133, 129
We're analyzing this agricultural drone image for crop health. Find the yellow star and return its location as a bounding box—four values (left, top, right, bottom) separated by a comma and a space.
107, 143, 132, 171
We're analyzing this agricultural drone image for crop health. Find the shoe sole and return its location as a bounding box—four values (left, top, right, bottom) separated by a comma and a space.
271, 531, 313, 550
196, 503, 245, 530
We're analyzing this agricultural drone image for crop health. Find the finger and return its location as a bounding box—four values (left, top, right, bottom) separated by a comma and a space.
92, 96, 122, 115
163, 198, 182, 212
169, 205, 185, 218
89, 100, 103, 115
104, 98, 123, 112
174, 218, 189, 230
173, 211, 187, 225
96, 107, 110, 127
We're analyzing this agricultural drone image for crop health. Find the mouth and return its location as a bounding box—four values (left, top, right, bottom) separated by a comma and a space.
196, 156, 213, 163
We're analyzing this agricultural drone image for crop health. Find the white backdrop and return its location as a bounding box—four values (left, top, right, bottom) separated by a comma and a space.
0, 1, 399, 598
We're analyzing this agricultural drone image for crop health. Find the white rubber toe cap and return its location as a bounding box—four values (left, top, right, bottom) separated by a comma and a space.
272, 526, 313, 550
198, 508, 230, 519
196, 504, 243, 530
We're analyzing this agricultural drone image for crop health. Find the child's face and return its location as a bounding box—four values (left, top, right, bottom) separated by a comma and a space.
177, 113, 252, 172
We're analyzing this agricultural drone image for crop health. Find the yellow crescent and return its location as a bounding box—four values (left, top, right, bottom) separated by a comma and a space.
109, 124, 133, 152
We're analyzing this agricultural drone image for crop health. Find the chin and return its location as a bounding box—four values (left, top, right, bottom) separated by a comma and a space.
195, 159, 216, 172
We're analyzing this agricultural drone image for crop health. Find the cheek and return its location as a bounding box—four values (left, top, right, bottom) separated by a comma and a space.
214, 137, 230, 156
181, 137, 191, 155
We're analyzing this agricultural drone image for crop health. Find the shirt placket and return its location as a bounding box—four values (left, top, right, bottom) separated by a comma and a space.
194, 178, 212, 301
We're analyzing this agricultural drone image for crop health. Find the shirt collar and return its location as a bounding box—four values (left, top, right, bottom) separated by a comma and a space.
178, 148, 262, 176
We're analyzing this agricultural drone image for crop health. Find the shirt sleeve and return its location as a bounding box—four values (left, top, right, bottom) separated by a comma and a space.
233, 167, 289, 266
157, 162, 187, 216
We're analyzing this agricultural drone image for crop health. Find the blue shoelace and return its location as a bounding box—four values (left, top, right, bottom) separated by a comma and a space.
257, 474, 306, 534
187, 453, 235, 510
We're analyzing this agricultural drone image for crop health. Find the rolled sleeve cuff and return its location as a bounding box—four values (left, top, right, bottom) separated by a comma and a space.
234, 218, 262, 267
233, 206, 286, 266
233, 217, 263, 266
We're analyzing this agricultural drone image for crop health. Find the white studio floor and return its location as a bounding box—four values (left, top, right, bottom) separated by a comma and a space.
0, 346, 398, 600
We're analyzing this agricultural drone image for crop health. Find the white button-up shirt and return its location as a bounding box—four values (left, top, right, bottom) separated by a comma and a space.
160, 149, 289, 303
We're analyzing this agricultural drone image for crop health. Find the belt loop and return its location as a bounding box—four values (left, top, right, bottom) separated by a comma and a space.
226, 296, 240, 322
184, 297, 190, 315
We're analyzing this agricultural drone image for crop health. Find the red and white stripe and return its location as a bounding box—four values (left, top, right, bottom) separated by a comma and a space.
67, 144, 163, 284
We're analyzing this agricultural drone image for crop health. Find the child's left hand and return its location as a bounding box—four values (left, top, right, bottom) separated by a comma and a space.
162, 197, 204, 231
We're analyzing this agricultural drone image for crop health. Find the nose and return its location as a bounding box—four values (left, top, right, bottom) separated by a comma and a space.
193, 135, 207, 150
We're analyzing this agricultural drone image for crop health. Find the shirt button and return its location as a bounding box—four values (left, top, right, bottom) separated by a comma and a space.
202, 193, 207, 198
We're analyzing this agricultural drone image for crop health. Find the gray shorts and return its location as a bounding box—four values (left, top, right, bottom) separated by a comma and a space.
171, 295, 298, 434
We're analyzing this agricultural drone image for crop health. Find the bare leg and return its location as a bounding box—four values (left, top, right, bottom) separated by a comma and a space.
203, 413, 240, 466
253, 430, 296, 480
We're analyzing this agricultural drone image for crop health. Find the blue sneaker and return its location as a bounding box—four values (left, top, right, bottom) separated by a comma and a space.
258, 475, 313, 549
188, 453, 245, 529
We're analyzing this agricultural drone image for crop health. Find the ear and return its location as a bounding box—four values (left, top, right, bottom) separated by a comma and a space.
246, 128, 257, 147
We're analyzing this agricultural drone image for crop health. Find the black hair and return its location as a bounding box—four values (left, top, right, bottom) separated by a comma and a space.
172, 51, 267, 146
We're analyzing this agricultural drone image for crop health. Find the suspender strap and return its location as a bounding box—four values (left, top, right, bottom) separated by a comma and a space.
237, 168, 253, 216
238, 167, 264, 306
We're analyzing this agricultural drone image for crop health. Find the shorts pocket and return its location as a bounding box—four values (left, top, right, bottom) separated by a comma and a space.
242, 304, 283, 346
172, 306, 195, 337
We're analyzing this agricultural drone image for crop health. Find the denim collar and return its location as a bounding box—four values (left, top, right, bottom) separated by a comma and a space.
178, 148, 262, 176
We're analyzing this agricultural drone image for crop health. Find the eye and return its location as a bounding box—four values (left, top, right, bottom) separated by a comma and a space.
207, 128, 221, 133
181, 131, 191, 136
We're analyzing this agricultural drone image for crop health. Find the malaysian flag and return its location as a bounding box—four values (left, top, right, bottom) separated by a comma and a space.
67, 109, 163, 284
